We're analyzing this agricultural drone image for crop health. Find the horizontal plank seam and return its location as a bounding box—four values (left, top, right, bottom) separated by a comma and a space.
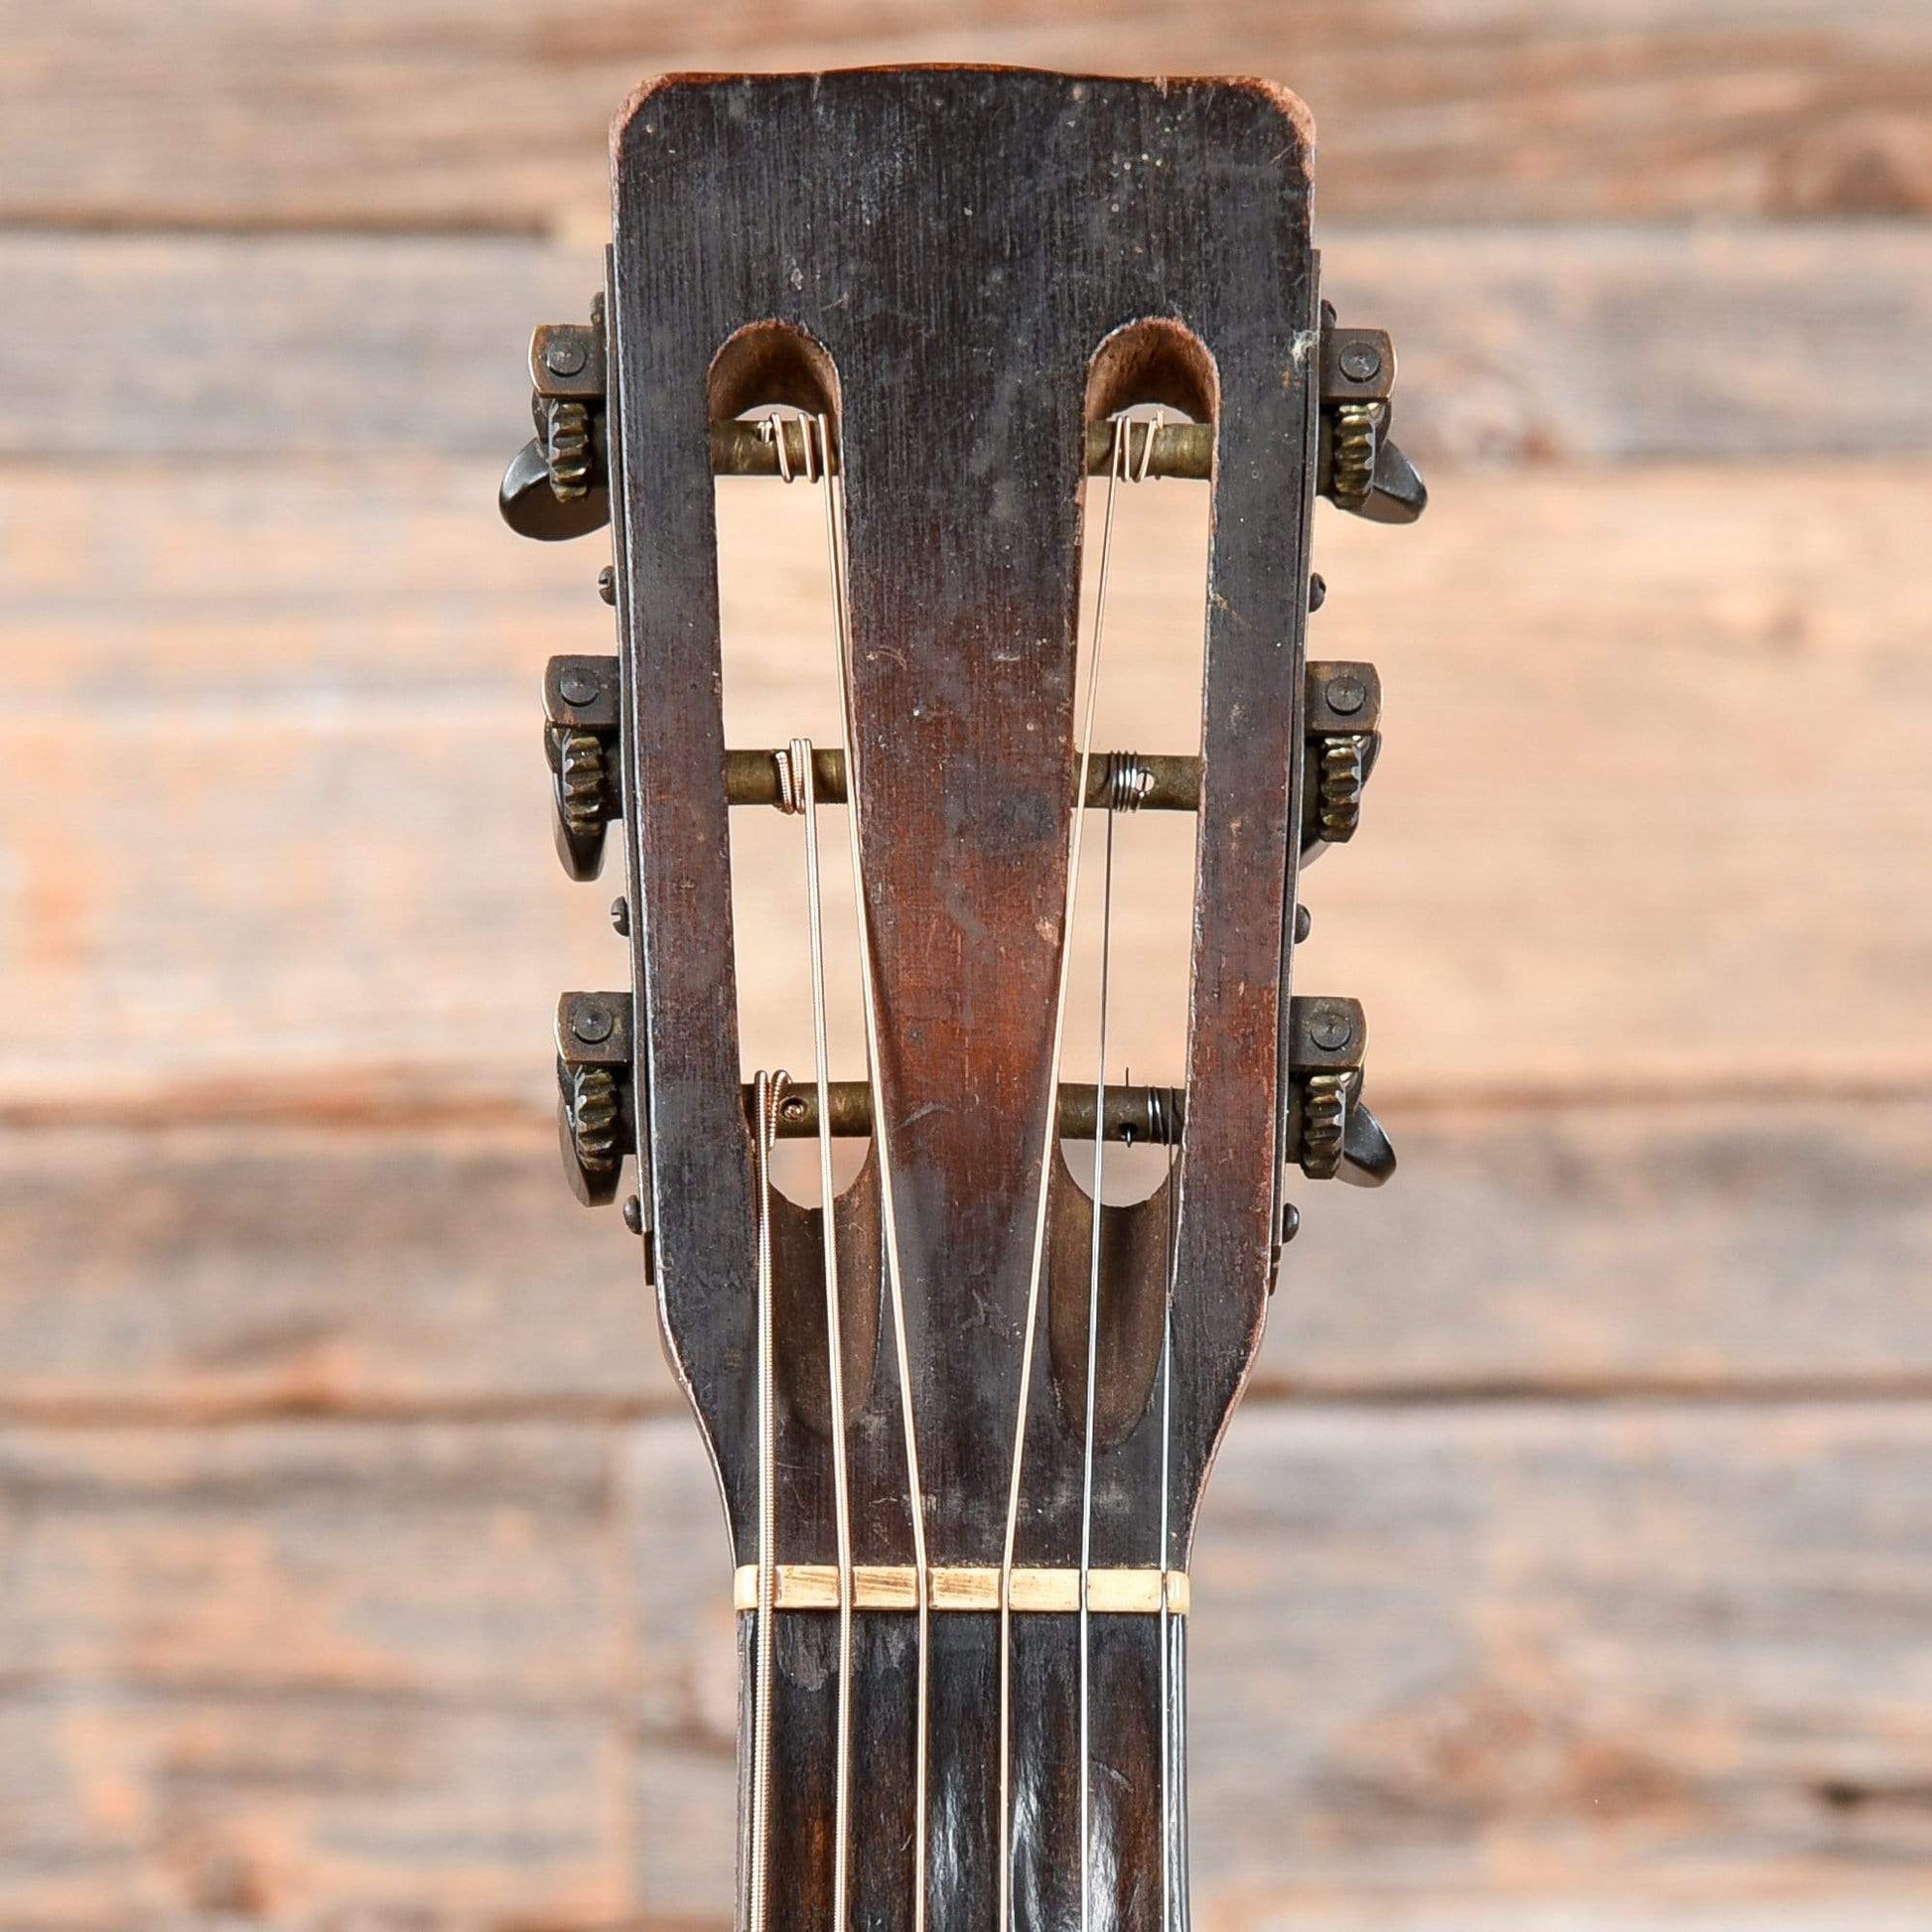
4, 1377, 1932, 1430
0, 209, 557, 242
0, 1673, 631, 1716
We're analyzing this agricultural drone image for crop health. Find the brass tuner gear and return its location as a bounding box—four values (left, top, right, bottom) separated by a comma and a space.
568, 1065, 621, 1172
543, 398, 593, 501
555, 730, 606, 837
1327, 401, 1382, 513
1298, 1071, 1349, 1180
1318, 735, 1367, 843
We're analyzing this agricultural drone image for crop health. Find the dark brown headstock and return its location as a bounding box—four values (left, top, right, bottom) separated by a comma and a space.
502, 66, 1423, 1932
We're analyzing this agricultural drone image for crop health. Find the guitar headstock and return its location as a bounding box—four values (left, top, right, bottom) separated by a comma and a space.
501, 67, 1423, 1932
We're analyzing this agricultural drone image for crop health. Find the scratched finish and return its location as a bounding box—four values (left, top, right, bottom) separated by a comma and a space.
611, 69, 1315, 1932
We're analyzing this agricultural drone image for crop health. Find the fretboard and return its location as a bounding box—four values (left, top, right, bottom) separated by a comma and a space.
739, 1602, 1187, 1932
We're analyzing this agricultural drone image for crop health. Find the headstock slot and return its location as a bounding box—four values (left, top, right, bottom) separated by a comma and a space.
712, 398, 870, 1207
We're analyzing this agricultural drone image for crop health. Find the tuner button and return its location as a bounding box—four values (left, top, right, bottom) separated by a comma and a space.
1339, 1098, 1397, 1188
556, 992, 636, 1208
500, 435, 612, 540
544, 656, 621, 881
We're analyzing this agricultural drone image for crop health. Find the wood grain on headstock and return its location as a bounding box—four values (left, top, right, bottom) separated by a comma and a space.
611, 68, 1317, 1932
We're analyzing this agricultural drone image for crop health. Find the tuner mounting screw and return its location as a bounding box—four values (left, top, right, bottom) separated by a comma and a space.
1338, 342, 1384, 384
1281, 1202, 1301, 1244
1323, 674, 1367, 717
571, 1000, 617, 1045
610, 897, 630, 937
559, 666, 602, 707
1295, 903, 1312, 944
597, 566, 617, 606
1309, 573, 1326, 614
1309, 1003, 1354, 1052
543, 337, 589, 378
621, 1193, 645, 1236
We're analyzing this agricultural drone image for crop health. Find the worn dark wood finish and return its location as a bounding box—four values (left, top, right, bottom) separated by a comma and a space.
611, 69, 1318, 1932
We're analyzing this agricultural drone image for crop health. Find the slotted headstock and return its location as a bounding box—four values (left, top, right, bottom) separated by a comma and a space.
502, 66, 1423, 1932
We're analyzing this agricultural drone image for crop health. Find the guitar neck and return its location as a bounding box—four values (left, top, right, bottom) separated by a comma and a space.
740, 1606, 1186, 1932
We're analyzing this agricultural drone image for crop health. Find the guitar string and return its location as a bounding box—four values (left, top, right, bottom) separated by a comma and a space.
1000, 412, 1131, 1932
1159, 1115, 1180, 1932
815, 412, 934, 1932
750, 1065, 790, 1932
1077, 799, 1120, 1932
793, 732, 857, 1932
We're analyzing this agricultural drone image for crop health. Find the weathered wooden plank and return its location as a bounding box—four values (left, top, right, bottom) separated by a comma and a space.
3, 1098, 1928, 1417
4, 458, 1928, 1111
0, 1695, 628, 1928
0, 1421, 632, 1926
623, 1402, 1932, 1921
7, 0, 1931, 227
0, 1123, 669, 1416
7, 225, 1932, 462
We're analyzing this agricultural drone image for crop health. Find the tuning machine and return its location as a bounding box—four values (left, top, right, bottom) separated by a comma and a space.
1285, 996, 1394, 1187
1302, 660, 1382, 856
500, 299, 614, 540
1315, 308, 1426, 524
556, 991, 637, 1207
544, 655, 621, 880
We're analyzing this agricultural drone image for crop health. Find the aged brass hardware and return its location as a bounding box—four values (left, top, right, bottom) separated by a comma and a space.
544, 654, 621, 881
1304, 661, 1383, 850
556, 991, 635, 1207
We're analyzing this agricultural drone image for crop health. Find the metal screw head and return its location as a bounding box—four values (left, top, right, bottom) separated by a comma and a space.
1308, 1002, 1353, 1051
621, 1193, 644, 1235
558, 667, 601, 706
1308, 573, 1326, 614
571, 1000, 616, 1044
1280, 1202, 1302, 1244
1294, 903, 1312, 944
543, 335, 589, 377
597, 566, 617, 606
1323, 673, 1368, 717
1338, 342, 1383, 383
609, 897, 630, 938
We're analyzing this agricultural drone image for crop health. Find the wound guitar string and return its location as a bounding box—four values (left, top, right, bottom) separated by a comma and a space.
749, 1065, 790, 1932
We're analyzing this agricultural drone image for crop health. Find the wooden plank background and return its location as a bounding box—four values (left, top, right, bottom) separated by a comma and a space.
1, 4, 1929, 1927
